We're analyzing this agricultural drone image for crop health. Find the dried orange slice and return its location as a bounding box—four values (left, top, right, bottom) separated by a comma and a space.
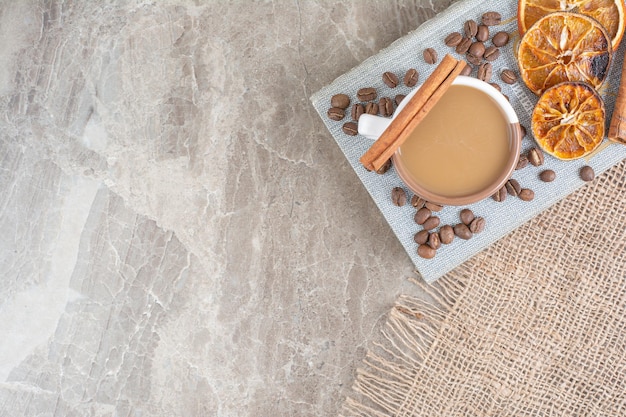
518, 12, 612, 95
518, 0, 625, 50
532, 82, 605, 160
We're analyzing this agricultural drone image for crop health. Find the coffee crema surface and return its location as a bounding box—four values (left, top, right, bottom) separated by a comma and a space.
398, 85, 510, 197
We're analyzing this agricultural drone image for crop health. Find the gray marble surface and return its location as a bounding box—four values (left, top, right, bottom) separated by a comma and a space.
0, 1, 457, 415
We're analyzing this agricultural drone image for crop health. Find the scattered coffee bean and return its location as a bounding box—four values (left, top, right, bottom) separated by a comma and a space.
342, 122, 358, 136
379, 97, 393, 117
483, 45, 500, 61
376, 158, 392, 174
439, 225, 455, 244
417, 244, 436, 259
476, 25, 490, 42
500, 69, 518, 84
460, 62, 473, 76
503, 94, 510, 101
464, 20, 478, 38
460, 208, 475, 225
382, 71, 399, 88
539, 169, 556, 182
445, 32, 463, 47
520, 125, 527, 137
404, 68, 419, 87
492, 31, 510, 47
351, 103, 364, 121
424, 202, 444, 212
516, 154, 529, 170
506, 179, 521, 196
414, 207, 432, 225
423, 48, 438, 64
394, 94, 406, 106
453, 223, 473, 240
482, 11, 502, 26
391, 187, 407, 206
357, 87, 377, 102
422, 216, 441, 230
467, 53, 482, 66
414, 230, 430, 245
580, 165, 595, 182
519, 188, 535, 201
456, 37, 472, 54
411, 195, 426, 209
492, 186, 507, 202
468, 41, 485, 58
477, 62, 493, 82
365, 102, 379, 115
327, 107, 345, 121
331, 94, 350, 109
528, 147, 544, 166
489, 82, 501, 92
428, 232, 441, 250
469, 217, 486, 234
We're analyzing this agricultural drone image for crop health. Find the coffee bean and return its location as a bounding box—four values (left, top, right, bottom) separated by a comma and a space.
428, 232, 441, 250
506, 179, 521, 196
411, 195, 426, 209
422, 216, 441, 230
453, 223, 473, 240
516, 154, 529, 170
492, 31, 510, 47
424, 202, 444, 212
534, 170, 555, 183
482, 11, 502, 26
357, 87, 377, 102
445, 32, 463, 47
477, 62, 493, 82
331, 94, 350, 109
439, 225, 455, 244
382, 71, 399, 88
492, 186, 507, 202
489, 82, 501, 92
500, 69, 518, 84
404, 68, 419, 87
519, 188, 535, 201
520, 125, 527, 137
417, 244, 436, 259
460, 62, 473, 76
467, 53, 482, 66
414, 230, 430, 245
476, 25, 490, 42
376, 158, 392, 174
580, 165, 595, 182
469, 217, 486, 234
503, 94, 510, 102
464, 20, 478, 38
414, 207, 432, 225
456, 37, 472, 54
423, 48, 438, 64
342, 122, 358, 136
528, 147, 544, 166
379, 97, 393, 117
460, 208, 475, 225
394, 94, 406, 106
391, 187, 407, 206
327, 107, 345, 121
483, 45, 500, 61
351, 103, 364, 121
468, 41, 485, 58
365, 102, 379, 115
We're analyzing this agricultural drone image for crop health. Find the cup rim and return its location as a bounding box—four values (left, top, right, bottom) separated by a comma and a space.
391, 76, 521, 206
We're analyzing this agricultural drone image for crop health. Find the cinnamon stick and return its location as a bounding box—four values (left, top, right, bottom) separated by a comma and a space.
608, 56, 626, 144
359, 55, 465, 171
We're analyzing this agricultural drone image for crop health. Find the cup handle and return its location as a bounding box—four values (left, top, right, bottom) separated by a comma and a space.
358, 114, 392, 141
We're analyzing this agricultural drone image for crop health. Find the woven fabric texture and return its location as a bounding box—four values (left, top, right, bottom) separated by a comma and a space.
310, 0, 626, 282
341, 160, 626, 416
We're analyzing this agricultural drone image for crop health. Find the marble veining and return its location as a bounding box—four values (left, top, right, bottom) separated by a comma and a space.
0, 1, 457, 415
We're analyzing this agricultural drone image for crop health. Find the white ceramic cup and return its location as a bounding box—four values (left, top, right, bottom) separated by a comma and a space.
358, 76, 522, 206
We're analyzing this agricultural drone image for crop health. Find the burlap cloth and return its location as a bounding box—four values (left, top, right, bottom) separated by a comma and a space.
341, 159, 626, 416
